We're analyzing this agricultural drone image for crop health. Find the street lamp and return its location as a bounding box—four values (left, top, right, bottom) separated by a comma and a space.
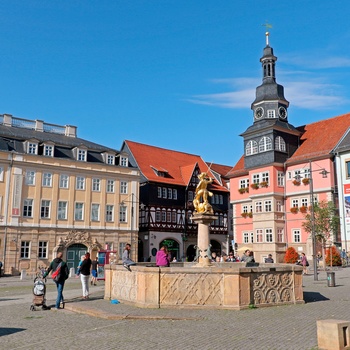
294, 161, 329, 281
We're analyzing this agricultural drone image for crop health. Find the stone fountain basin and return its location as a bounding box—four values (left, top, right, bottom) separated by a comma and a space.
104, 263, 304, 310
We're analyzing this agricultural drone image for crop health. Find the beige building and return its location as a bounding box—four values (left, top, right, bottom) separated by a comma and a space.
0, 114, 140, 275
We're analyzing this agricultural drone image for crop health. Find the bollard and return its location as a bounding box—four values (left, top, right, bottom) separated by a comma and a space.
69, 267, 75, 278
20, 269, 26, 280
327, 271, 336, 287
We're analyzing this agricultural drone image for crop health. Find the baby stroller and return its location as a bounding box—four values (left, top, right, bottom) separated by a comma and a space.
30, 269, 48, 311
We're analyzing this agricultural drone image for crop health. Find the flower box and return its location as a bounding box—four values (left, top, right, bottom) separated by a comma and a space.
248, 212, 253, 218
241, 212, 248, 218
260, 181, 268, 188
250, 183, 259, 190
302, 178, 310, 185
292, 179, 301, 186
299, 206, 308, 213
290, 207, 299, 214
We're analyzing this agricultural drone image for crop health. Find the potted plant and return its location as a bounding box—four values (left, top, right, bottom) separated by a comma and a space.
245, 187, 249, 193
292, 179, 301, 186
290, 207, 299, 214
302, 178, 310, 185
248, 212, 253, 218
241, 212, 248, 218
260, 181, 268, 188
250, 183, 259, 190
299, 206, 308, 213
238, 188, 246, 194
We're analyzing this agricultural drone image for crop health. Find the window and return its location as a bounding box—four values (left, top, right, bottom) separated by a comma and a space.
28, 142, 37, 154
240, 178, 249, 188
23, 199, 33, 217
76, 176, 85, 190
106, 205, 114, 222
59, 174, 69, 188
162, 188, 167, 198
77, 149, 86, 161
255, 201, 262, 213
75, 203, 84, 220
155, 211, 161, 222
347, 161, 350, 178
106, 154, 114, 165
173, 189, 177, 200
246, 140, 258, 155
259, 136, 272, 152
57, 201, 67, 220
168, 188, 172, 199
301, 198, 308, 207
21, 241, 30, 258
166, 211, 171, 222
261, 172, 269, 183
188, 191, 194, 201
267, 109, 275, 118
91, 204, 100, 221
304, 168, 311, 178
265, 200, 272, 212
42, 173, 52, 187
38, 241, 48, 259
44, 145, 53, 157
293, 229, 301, 243
265, 228, 273, 242
120, 156, 128, 167
107, 180, 115, 193
25, 171, 36, 185
294, 170, 301, 179
277, 228, 284, 242
277, 172, 284, 186
171, 211, 177, 223
243, 232, 249, 243
275, 136, 286, 152
292, 199, 299, 208
119, 205, 127, 222
92, 178, 101, 192
40, 200, 51, 218
253, 174, 260, 184
161, 211, 166, 222
276, 200, 282, 212
242, 205, 248, 213
157, 187, 162, 198
250, 232, 254, 243
219, 195, 223, 205
120, 181, 128, 194
0, 167, 3, 181
256, 229, 263, 242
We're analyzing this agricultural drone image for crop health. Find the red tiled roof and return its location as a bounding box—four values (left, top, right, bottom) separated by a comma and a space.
207, 162, 233, 179
227, 113, 350, 175
287, 113, 350, 164
125, 140, 229, 191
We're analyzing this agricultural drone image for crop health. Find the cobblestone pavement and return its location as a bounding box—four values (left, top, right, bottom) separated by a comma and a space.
1, 267, 349, 350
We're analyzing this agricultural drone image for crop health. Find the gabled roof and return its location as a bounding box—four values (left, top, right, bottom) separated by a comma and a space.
124, 140, 229, 191
287, 113, 350, 164
228, 113, 350, 175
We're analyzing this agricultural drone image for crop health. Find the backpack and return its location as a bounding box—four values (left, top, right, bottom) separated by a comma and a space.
51, 262, 62, 282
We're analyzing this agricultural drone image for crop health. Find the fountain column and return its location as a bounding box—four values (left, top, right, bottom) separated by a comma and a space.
191, 213, 216, 267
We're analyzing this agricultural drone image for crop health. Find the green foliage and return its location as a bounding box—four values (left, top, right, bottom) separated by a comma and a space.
325, 246, 342, 266
284, 247, 299, 263
302, 200, 339, 244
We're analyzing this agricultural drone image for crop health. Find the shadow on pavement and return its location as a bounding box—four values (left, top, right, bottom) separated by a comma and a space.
303, 291, 329, 303
0, 327, 26, 336
0, 298, 21, 302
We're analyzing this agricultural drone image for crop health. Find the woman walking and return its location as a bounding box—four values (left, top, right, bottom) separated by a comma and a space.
80, 252, 92, 299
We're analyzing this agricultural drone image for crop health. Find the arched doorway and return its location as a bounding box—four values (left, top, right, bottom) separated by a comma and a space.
186, 245, 196, 262
67, 243, 87, 270
210, 240, 221, 256
160, 239, 180, 261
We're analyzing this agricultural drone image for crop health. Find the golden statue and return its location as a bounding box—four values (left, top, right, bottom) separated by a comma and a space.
193, 172, 214, 214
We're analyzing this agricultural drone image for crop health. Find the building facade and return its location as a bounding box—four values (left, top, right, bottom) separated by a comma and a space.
121, 140, 231, 262
0, 114, 140, 275
228, 33, 349, 263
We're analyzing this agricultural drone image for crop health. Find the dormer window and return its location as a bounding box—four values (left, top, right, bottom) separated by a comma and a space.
106, 154, 115, 165
150, 165, 168, 177
44, 144, 54, 157
120, 156, 128, 167
27, 142, 38, 155
77, 149, 86, 161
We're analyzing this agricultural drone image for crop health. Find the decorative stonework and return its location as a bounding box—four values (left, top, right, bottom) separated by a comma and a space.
56, 230, 103, 251
253, 272, 294, 305
112, 271, 138, 302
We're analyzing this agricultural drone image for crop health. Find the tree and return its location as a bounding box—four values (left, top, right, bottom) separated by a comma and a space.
302, 200, 340, 265
284, 247, 299, 263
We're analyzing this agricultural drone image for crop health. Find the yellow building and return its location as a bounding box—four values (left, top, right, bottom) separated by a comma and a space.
0, 114, 140, 275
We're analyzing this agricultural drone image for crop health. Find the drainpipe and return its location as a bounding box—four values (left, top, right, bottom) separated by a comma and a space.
3, 153, 13, 274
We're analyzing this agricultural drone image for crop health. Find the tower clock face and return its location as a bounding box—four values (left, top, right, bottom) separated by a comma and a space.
255, 107, 264, 119
278, 106, 287, 119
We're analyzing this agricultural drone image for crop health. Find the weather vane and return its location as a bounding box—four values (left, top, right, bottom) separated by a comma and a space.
262, 22, 272, 45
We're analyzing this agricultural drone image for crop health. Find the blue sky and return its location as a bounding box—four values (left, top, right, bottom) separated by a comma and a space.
1, 1, 350, 166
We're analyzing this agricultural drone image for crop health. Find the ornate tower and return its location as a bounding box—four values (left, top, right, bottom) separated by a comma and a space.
241, 32, 301, 169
